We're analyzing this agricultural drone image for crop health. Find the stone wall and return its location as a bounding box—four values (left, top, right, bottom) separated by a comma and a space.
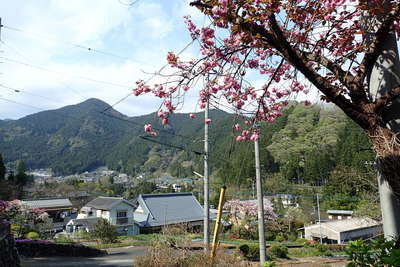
0, 223, 21, 267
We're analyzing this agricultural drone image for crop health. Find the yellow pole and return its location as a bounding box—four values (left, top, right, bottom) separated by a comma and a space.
211, 186, 227, 260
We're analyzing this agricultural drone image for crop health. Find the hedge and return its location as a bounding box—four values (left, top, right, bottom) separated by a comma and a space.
15, 240, 107, 257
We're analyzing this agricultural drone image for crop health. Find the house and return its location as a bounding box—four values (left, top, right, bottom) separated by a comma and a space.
304, 217, 382, 244
327, 210, 353, 220
134, 192, 204, 231
68, 197, 139, 235
22, 198, 73, 223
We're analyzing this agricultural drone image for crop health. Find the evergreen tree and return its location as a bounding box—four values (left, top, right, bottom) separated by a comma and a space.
15, 160, 28, 188
0, 153, 5, 181
7, 171, 15, 182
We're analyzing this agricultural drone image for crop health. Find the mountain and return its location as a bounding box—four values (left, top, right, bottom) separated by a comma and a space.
0, 98, 371, 183
0, 98, 235, 175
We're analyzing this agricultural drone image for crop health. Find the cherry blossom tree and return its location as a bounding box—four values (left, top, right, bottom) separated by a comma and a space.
224, 198, 277, 224
133, 1, 400, 195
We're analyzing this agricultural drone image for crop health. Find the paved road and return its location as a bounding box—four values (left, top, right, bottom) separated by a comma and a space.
20, 246, 147, 267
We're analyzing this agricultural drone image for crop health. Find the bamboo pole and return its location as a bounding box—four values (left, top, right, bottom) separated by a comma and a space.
210, 186, 227, 260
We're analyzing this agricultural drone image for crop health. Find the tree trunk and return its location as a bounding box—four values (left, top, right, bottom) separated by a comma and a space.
369, 126, 400, 197
0, 224, 21, 267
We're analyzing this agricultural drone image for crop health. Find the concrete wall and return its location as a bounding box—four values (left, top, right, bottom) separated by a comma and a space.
340, 225, 383, 243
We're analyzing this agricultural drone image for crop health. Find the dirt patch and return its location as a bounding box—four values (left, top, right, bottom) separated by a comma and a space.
274, 257, 348, 267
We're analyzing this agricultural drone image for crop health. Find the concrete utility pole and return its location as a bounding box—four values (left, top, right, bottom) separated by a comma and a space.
203, 100, 210, 249
254, 131, 266, 264
316, 193, 323, 244
369, 24, 400, 240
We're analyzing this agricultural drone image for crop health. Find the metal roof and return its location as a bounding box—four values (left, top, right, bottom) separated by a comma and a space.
306, 218, 381, 233
327, 210, 354, 215
22, 198, 72, 210
85, 197, 134, 210
136, 192, 203, 227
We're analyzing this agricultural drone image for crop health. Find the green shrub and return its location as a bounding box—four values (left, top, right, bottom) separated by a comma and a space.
268, 245, 288, 258
263, 261, 277, 267
345, 237, 398, 267
288, 233, 297, 242
295, 238, 308, 244
55, 234, 74, 244
90, 218, 118, 243
274, 235, 284, 242
238, 243, 261, 261
26, 231, 40, 240
315, 243, 327, 253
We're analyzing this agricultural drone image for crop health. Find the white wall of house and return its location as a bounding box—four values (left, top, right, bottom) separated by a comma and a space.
108, 202, 134, 225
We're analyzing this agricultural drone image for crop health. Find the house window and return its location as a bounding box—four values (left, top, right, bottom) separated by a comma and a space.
117, 211, 127, 218
117, 210, 128, 225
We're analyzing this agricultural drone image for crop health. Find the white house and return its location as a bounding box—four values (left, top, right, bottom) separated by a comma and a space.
304, 217, 382, 244
67, 197, 139, 235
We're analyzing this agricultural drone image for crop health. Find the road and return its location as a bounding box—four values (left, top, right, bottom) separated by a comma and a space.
20, 246, 147, 267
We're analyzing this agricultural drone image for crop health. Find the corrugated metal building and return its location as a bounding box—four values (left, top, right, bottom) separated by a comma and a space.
304, 217, 382, 244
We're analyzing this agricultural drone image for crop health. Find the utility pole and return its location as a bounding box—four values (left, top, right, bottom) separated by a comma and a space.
203, 99, 210, 249
316, 193, 322, 244
368, 22, 400, 240
254, 129, 266, 264
0, 17, 2, 41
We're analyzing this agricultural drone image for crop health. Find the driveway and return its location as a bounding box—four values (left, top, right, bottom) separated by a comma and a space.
21, 246, 147, 267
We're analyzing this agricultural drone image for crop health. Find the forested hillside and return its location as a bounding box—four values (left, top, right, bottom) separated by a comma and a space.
0, 99, 374, 187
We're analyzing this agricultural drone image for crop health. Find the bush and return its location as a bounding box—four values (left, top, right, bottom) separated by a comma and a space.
26, 232, 40, 240
90, 218, 118, 243
268, 245, 288, 258
55, 234, 74, 244
315, 243, 327, 253
16, 240, 106, 257
238, 244, 261, 261
135, 236, 252, 267
274, 235, 284, 242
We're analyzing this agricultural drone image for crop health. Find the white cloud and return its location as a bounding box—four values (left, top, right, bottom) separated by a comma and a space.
0, 0, 198, 119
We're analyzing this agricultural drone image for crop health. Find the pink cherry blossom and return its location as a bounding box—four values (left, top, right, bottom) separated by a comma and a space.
144, 124, 152, 132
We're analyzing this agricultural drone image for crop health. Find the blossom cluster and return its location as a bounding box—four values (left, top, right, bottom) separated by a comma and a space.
133, 0, 400, 141
224, 198, 277, 224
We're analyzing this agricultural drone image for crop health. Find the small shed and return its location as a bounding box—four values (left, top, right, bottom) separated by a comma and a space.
304, 217, 382, 244
327, 210, 353, 220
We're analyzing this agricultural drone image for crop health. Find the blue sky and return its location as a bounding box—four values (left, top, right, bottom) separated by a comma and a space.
0, 0, 204, 119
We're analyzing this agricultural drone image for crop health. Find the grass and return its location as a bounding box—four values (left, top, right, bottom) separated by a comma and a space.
89, 240, 148, 249
288, 247, 347, 258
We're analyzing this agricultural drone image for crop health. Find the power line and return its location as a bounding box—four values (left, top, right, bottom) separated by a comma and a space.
0, 96, 45, 111
2, 25, 132, 62
99, 110, 196, 140
139, 135, 203, 155
102, 38, 196, 113
0, 56, 132, 89
0, 84, 68, 105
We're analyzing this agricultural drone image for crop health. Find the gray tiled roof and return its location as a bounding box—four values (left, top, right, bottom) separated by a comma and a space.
22, 198, 73, 209
137, 192, 203, 227
85, 197, 134, 210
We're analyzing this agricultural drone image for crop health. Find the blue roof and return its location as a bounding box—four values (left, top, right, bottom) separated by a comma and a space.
136, 193, 203, 227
